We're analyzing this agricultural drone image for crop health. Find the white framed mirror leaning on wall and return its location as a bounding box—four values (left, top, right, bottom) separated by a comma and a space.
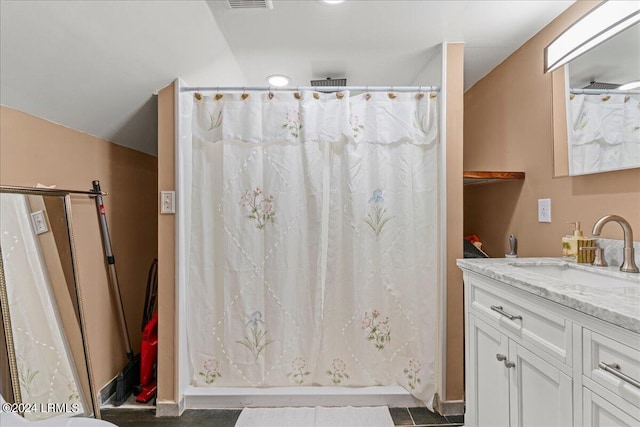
548, 0, 640, 177
0, 186, 100, 422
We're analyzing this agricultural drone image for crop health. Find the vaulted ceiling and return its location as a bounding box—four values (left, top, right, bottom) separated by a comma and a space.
0, 1, 574, 156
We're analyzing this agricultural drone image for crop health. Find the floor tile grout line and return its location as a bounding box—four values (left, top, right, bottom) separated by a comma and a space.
406, 406, 417, 426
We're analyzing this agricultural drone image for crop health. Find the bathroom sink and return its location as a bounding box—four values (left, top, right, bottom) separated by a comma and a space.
512, 264, 638, 288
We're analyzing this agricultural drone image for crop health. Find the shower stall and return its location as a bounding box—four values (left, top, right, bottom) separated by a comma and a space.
171, 73, 447, 410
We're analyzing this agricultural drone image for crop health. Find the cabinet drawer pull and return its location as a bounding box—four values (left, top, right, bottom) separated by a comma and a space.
490, 305, 523, 321
504, 360, 516, 369
496, 353, 507, 362
599, 362, 640, 389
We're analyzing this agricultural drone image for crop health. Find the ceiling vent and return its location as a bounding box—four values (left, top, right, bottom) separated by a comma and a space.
583, 81, 619, 90
311, 78, 347, 92
226, 0, 273, 9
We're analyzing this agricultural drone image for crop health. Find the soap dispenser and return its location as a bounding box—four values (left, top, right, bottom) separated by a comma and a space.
562, 221, 594, 263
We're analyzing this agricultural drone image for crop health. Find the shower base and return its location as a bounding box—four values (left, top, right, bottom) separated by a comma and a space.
183, 385, 421, 409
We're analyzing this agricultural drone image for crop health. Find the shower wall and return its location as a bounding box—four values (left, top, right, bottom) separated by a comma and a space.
443, 43, 464, 401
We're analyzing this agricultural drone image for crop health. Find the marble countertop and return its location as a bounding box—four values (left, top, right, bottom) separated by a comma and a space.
457, 257, 640, 334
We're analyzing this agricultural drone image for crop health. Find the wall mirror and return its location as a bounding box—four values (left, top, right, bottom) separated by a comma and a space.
552, 19, 640, 177
0, 187, 99, 420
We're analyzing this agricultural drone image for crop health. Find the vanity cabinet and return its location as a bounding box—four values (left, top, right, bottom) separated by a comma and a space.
467, 316, 510, 426
581, 327, 640, 426
468, 315, 572, 426
583, 388, 640, 427
466, 274, 573, 427
462, 267, 640, 427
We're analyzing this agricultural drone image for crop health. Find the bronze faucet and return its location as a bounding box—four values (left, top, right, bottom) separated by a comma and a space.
591, 215, 639, 273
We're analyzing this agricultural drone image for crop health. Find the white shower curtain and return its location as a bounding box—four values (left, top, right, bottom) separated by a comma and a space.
569, 93, 640, 175
185, 90, 439, 405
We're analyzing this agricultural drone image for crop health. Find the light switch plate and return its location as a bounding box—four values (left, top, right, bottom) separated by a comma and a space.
30, 210, 49, 234
538, 198, 551, 223
161, 191, 175, 214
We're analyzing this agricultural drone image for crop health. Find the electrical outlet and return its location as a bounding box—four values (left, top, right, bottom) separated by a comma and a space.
30, 210, 49, 234
538, 198, 551, 223
161, 191, 175, 214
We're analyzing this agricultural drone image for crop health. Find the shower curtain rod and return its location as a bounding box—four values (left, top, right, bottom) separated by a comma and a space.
0, 185, 107, 196
180, 85, 440, 93
570, 88, 640, 95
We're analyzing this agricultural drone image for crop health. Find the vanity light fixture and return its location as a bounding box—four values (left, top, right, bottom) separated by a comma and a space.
266, 74, 290, 87
618, 80, 640, 91
544, 0, 640, 73
322, 0, 347, 4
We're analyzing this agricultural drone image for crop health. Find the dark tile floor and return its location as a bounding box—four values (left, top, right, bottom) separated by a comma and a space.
101, 407, 463, 427
390, 407, 463, 426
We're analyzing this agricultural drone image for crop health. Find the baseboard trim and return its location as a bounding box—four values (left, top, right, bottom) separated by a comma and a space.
157, 390, 461, 416
156, 397, 185, 417
98, 376, 118, 406
433, 393, 465, 416
179, 395, 186, 415
182, 386, 422, 409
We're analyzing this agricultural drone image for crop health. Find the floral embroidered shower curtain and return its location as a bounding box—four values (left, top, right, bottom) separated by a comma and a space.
186, 90, 439, 405
569, 93, 640, 175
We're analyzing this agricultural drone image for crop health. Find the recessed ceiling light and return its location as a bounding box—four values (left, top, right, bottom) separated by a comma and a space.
322, 0, 347, 4
618, 80, 640, 91
266, 74, 290, 87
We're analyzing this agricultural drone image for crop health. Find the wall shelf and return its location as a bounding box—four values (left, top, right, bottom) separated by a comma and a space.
463, 171, 525, 186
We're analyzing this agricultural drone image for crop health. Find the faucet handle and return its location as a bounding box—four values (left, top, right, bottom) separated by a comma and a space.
580, 246, 607, 267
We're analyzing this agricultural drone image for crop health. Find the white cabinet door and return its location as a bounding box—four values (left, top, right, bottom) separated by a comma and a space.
468, 315, 510, 427
583, 388, 640, 427
509, 343, 572, 427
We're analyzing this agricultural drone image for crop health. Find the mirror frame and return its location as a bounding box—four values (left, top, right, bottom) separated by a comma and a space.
552, 66, 570, 177
550, 1, 640, 178
0, 186, 100, 419
0, 245, 23, 406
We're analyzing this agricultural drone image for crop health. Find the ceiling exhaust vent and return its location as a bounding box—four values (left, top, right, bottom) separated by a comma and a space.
311, 77, 347, 92
226, 0, 273, 9
583, 81, 619, 90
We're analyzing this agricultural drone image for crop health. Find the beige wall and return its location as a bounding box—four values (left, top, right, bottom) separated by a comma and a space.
0, 106, 158, 392
157, 83, 176, 404
444, 43, 465, 401
464, 1, 640, 258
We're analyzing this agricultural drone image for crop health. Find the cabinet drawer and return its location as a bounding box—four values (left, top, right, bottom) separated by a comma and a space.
468, 274, 572, 365
584, 329, 640, 409
583, 387, 640, 427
